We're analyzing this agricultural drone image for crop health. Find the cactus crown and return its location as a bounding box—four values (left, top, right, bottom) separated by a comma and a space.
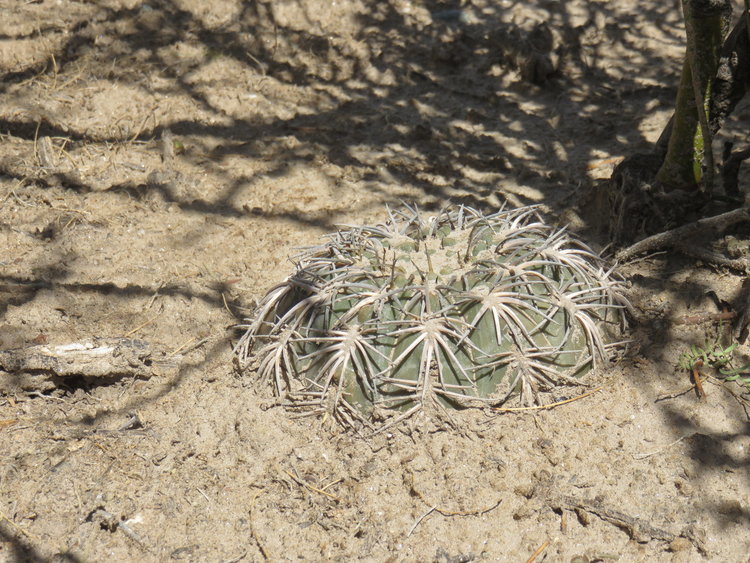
235, 204, 628, 430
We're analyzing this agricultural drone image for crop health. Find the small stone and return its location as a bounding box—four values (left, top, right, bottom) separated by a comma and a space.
513, 483, 536, 499
674, 478, 694, 497
668, 537, 692, 552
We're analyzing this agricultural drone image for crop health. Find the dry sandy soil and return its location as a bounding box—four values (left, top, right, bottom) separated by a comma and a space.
2, 0, 750, 561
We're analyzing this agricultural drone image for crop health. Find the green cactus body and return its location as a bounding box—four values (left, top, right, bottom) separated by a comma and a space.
235, 205, 627, 428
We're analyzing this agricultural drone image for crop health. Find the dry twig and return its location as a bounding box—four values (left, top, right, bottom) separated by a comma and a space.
525, 540, 550, 563
0, 419, 18, 429
676, 245, 749, 272
407, 469, 502, 524
0, 509, 40, 542
548, 495, 699, 549
674, 310, 736, 325
633, 434, 692, 460
692, 360, 707, 400
616, 207, 750, 263
706, 374, 750, 416
283, 470, 339, 501
124, 312, 161, 337
249, 489, 270, 561
493, 386, 604, 412
655, 386, 697, 401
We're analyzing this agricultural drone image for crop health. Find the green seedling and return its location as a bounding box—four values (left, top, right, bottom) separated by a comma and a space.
678, 333, 750, 391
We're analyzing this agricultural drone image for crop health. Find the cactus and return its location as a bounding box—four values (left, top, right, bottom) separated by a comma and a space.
235, 204, 628, 430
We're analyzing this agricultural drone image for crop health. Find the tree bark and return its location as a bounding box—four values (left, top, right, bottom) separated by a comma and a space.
656, 0, 731, 191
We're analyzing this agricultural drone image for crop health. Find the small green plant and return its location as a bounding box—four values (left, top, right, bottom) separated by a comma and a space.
235, 204, 629, 430
678, 333, 750, 391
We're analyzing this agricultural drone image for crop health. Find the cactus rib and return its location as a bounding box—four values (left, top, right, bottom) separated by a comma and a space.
235, 204, 629, 429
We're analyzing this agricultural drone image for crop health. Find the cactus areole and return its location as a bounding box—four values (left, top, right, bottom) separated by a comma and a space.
235, 205, 628, 429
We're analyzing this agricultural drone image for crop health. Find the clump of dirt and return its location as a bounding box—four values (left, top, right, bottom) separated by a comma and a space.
1, 1, 749, 561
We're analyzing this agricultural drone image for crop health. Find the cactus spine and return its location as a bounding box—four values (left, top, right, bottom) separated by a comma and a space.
235, 205, 628, 430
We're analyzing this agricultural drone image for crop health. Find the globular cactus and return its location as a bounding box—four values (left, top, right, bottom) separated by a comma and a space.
235, 204, 628, 430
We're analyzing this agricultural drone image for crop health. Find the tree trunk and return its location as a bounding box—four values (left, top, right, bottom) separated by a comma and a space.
656, 0, 731, 191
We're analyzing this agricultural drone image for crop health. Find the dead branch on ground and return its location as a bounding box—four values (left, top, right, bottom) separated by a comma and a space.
615, 207, 749, 263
